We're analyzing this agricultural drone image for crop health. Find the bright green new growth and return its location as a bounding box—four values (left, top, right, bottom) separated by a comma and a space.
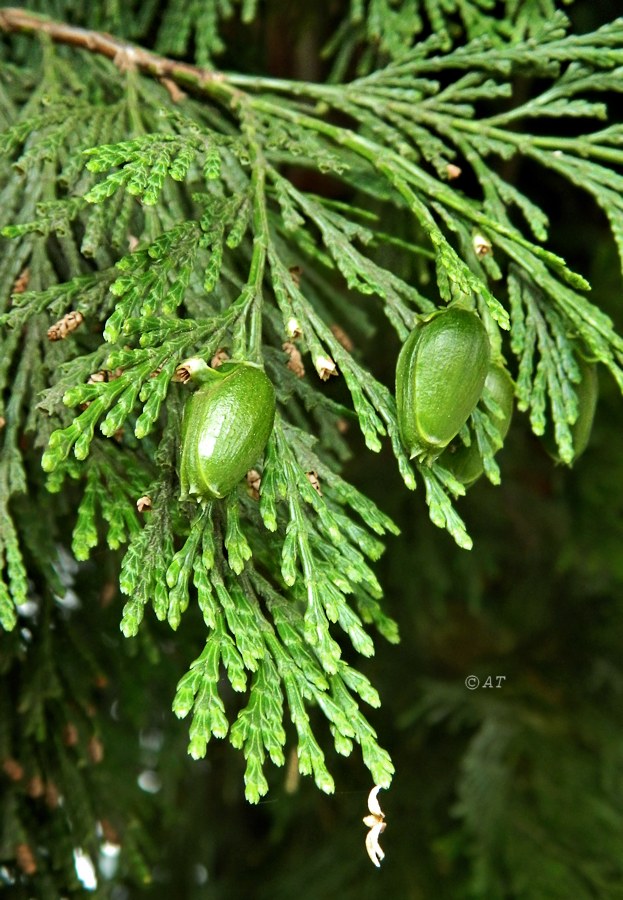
1, 3, 623, 820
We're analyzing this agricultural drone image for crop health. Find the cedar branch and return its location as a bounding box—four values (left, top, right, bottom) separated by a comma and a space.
0, 6, 226, 90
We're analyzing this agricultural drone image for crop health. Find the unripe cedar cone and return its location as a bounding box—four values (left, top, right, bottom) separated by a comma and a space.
396, 307, 490, 461
179, 361, 276, 501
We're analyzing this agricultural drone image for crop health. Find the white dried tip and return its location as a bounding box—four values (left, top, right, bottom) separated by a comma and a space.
174, 357, 208, 383
286, 317, 302, 339
314, 355, 338, 381
472, 232, 492, 258
363, 785, 386, 868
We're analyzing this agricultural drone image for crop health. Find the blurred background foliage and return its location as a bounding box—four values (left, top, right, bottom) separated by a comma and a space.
2, 1, 623, 898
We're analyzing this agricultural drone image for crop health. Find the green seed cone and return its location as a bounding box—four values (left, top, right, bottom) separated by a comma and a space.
396, 308, 490, 460
179, 362, 276, 501
440, 364, 514, 486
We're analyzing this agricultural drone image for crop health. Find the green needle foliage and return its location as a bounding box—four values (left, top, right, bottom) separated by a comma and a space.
1, 0, 623, 894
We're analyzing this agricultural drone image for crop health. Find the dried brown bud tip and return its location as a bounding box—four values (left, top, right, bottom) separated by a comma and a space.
27, 775, 44, 798
330, 323, 354, 352
210, 348, 230, 368
336, 418, 350, 435
100, 582, 116, 607
446, 163, 462, 180
45, 781, 60, 809
88, 736, 104, 764
15, 843, 37, 875
246, 469, 261, 500
136, 495, 152, 513
2, 757, 24, 781
289, 265, 303, 288
305, 470, 322, 495
100, 818, 121, 845
47, 310, 84, 341
63, 722, 79, 747
283, 342, 305, 379
12, 267, 30, 294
